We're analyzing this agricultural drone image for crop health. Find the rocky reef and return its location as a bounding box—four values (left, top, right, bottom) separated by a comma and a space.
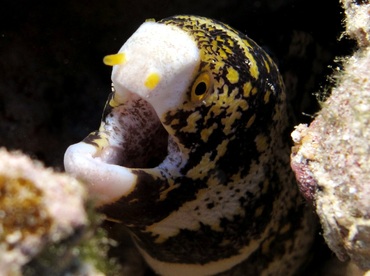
291, 0, 370, 274
0, 148, 119, 275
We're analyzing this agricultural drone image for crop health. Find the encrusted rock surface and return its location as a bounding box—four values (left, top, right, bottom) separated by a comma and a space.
0, 148, 116, 275
291, 0, 370, 272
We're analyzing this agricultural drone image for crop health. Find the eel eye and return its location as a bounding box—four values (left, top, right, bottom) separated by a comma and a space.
191, 71, 213, 102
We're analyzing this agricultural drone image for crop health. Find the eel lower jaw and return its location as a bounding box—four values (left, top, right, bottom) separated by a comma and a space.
64, 142, 138, 206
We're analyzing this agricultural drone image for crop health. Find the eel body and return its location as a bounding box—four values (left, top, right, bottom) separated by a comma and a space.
64, 15, 313, 275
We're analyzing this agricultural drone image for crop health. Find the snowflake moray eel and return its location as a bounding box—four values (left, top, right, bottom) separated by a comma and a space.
64, 15, 313, 275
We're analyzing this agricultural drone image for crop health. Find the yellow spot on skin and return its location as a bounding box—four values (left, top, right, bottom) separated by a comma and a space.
242, 39, 252, 48
239, 99, 249, 111
255, 134, 269, 152
222, 108, 241, 134
250, 64, 259, 79
223, 46, 233, 54
201, 123, 218, 142
171, 118, 180, 126
226, 67, 239, 84
211, 40, 218, 51
213, 60, 226, 72
264, 59, 270, 73
243, 82, 253, 97
264, 90, 271, 103
216, 139, 228, 158
219, 48, 227, 59
251, 87, 258, 95
145, 73, 161, 90
103, 53, 126, 66
216, 36, 224, 42
187, 152, 213, 179
158, 181, 180, 201
180, 111, 202, 133
246, 114, 256, 128
223, 84, 229, 95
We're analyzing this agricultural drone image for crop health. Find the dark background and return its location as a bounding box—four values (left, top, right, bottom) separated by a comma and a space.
0, 0, 351, 168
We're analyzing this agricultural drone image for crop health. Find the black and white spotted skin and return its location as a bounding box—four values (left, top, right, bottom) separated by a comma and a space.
64, 15, 313, 275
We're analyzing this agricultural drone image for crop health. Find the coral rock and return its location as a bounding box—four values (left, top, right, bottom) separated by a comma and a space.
0, 148, 87, 275
291, 1, 370, 268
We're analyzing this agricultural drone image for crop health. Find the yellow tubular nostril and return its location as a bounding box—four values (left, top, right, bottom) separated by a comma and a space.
103, 53, 126, 66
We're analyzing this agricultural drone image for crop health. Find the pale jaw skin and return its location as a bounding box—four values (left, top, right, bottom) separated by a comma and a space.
64, 143, 138, 205
64, 23, 199, 206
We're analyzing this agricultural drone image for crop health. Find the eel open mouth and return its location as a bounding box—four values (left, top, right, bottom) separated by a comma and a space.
96, 91, 169, 169
64, 90, 170, 205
